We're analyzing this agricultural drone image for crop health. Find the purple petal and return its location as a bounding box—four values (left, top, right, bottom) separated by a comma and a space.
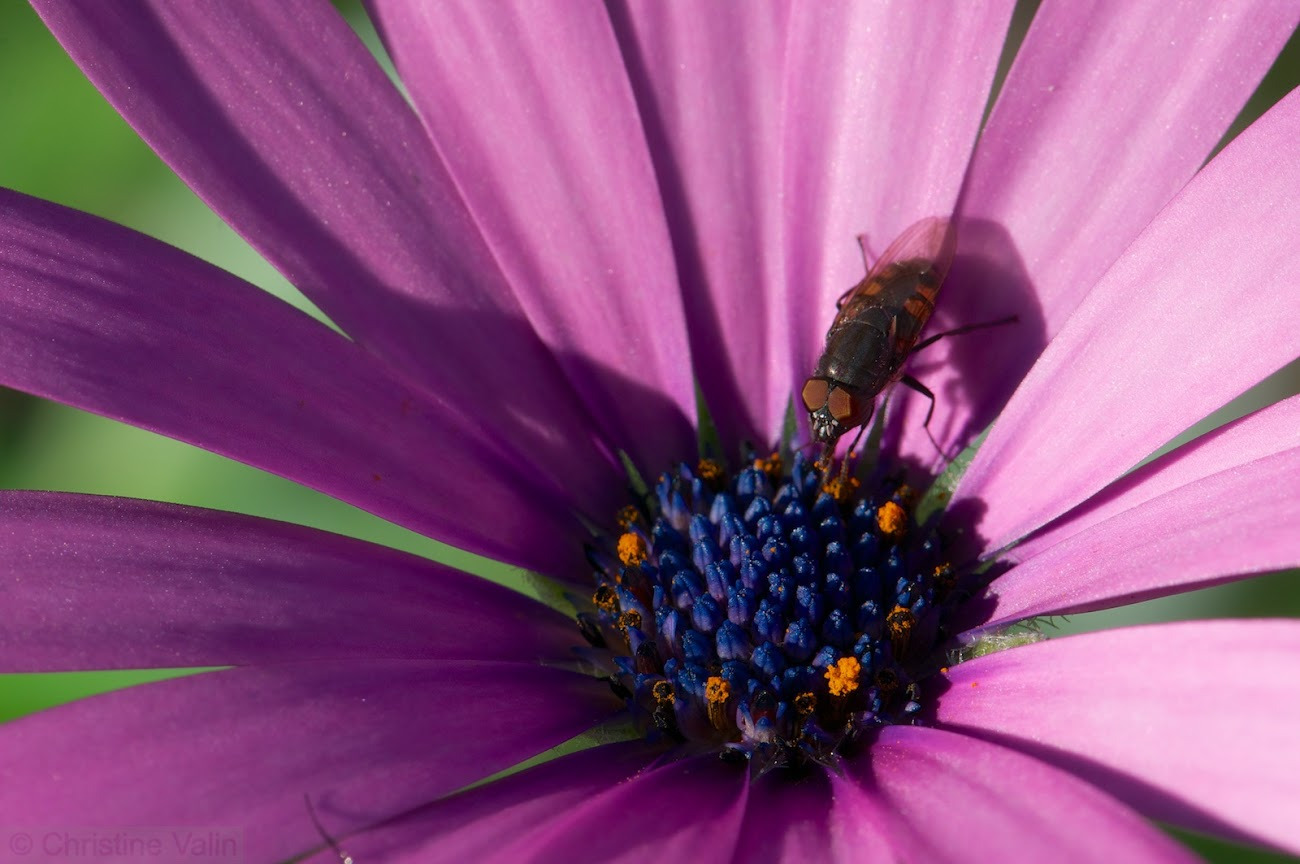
735, 770, 834, 863
965, 444, 1300, 630
822, 773, 901, 864
607, 2, 791, 447
783, 2, 1014, 428
953, 87, 1300, 554
959, 417, 1300, 630
934, 621, 1300, 855
0, 661, 616, 863
853, 725, 1197, 863
416, 751, 747, 863
0, 189, 610, 578
888, 1, 1299, 466
0, 491, 576, 671
1011, 393, 1300, 563
366, 1, 695, 471
735, 768, 898, 864
33, 0, 616, 480
336, 741, 660, 862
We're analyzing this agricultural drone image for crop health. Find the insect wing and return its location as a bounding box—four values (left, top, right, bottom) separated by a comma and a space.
863, 214, 956, 284
829, 216, 953, 336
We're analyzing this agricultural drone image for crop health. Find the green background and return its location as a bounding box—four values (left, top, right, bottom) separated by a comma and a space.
1, 3, 1297, 861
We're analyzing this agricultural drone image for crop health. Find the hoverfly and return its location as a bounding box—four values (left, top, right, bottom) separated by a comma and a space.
802, 217, 955, 454
803, 217, 1014, 458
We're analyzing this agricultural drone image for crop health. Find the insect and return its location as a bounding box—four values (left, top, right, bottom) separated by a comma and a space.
801, 217, 1013, 457
802, 217, 954, 454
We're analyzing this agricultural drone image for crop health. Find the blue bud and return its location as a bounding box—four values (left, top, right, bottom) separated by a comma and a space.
753, 599, 785, 643
727, 585, 756, 627
682, 630, 715, 665
691, 594, 723, 633
751, 641, 786, 678
783, 618, 816, 662
716, 621, 753, 661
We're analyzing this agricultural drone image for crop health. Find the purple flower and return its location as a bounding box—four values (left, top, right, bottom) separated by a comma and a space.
2, 2, 1299, 862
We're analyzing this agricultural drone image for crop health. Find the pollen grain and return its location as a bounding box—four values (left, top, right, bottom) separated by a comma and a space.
825, 657, 862, 697
617, 532, 648, 566
616, 505, 642, 529
876, 500, 908, 539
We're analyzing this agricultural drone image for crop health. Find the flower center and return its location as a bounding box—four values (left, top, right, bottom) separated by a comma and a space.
578, 449, 965, 772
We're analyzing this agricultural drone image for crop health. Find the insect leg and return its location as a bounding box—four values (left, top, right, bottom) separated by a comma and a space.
845, 422, 869, 459
829, 423, 873, 486
305, 794, 354, 864
836, 235, 882, 308
815, 445, 835, 476
856, 233, 880, 271
913, 314, 1018, 354
900, 374, 949, 460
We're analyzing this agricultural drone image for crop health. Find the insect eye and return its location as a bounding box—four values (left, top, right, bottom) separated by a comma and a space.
801, 378, 829, 412
827, 387, 856, 423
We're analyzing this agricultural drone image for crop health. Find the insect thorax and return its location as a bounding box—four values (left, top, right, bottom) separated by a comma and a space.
820, 314, 895, 389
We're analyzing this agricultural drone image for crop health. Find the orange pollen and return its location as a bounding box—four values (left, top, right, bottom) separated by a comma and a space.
617, 532, 648, 566
794, 692, 817, 715
823, 474, 861, 504
616, 505, 642, 529
825, 657, 862, 696
592, 585, 618, 614
887, 605, 915, 638
696, 458, 725, 486
705, 676, 731, 704
705, 677, 732, 731
876, 501, 907, 538
617, 610, 642, 632
652, 681, 675, 706
886, 605, 916, 657
753, 451, 783, 477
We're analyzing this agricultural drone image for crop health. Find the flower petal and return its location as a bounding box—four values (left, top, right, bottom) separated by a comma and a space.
33, 0, 611, 471
782, 1, 1014, 428
823, 774, 902, 864
0, 661, 616, 863
0, 491, 576, 671
934, 621, 1300, 855
470, 751, 747, 863
851, 725, 1197, 863
736, 768, 897, 864
607, 2, 791, 446
0, 189, 609, 577
963, 444, 1300, 630
953, 86, 1300, 554
889, 1, 1300, 466
1010, 393, 1300, 563
366, 1, 695, 470
336, 741, 661, 862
